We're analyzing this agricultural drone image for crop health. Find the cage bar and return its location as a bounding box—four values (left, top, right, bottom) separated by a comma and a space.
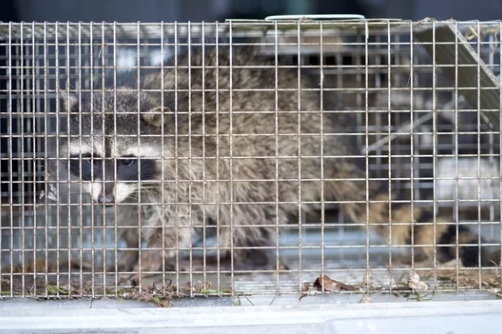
0, 19, 500, 302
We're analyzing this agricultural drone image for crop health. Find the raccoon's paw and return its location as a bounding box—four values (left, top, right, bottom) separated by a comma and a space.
130, 250, 168, 286
117, 250, 139, 273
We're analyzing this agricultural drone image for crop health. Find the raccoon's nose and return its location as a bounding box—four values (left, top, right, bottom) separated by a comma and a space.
97, 194, 115, 205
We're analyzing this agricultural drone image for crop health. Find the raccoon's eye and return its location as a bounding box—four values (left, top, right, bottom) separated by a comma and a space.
79, 153, 93, 163
120, 157, 136, 167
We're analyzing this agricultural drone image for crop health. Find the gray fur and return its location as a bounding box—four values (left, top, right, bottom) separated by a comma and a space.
60, 47, 492, 278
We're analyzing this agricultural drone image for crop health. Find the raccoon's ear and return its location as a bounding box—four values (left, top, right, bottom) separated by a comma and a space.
141, 106, 172, 128
59, 91, 79, 112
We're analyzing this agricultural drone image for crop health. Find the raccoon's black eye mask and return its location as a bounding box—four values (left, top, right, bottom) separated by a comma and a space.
68, 154, 156, 181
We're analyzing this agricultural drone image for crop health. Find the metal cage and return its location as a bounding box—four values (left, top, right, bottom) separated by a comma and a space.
0, 19, 501, 306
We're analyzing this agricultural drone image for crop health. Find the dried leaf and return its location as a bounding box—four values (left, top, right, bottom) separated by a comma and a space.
407, 270, 428, 292
360, 294, 372, 303
313, 274, 358, 292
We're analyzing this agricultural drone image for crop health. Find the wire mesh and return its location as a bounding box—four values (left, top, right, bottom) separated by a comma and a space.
0, 19, 501, 300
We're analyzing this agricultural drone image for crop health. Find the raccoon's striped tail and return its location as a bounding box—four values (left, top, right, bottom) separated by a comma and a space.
342, 191, 498, 267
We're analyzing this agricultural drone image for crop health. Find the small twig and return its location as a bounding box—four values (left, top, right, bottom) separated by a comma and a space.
363, 113, 433, 154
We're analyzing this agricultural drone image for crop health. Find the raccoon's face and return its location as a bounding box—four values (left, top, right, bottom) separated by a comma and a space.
61, 90, 167, 204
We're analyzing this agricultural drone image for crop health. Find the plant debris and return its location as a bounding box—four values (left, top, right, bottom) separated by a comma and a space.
360, 294, 372, 303
300, 274, 360, 300
115, 279, 233, 307
407, 270, 428, 292
313, 274, 359, 292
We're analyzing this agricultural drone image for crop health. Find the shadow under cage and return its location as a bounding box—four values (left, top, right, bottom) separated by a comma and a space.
0, 19, 501, 300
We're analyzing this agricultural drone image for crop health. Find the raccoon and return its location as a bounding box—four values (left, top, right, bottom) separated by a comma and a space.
59, 46, 493, 281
